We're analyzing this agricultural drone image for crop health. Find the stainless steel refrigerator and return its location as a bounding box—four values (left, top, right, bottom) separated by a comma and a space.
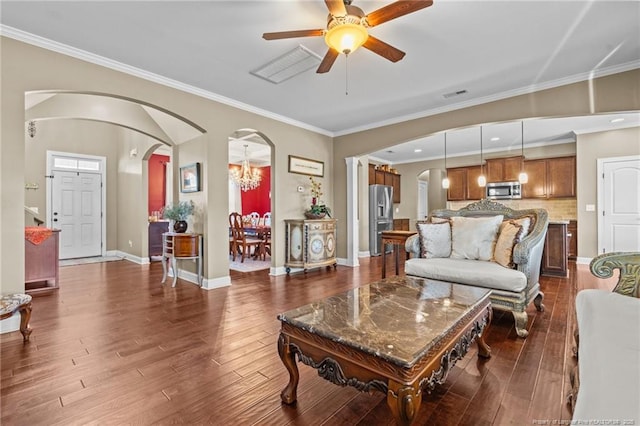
369, 184, 394, 256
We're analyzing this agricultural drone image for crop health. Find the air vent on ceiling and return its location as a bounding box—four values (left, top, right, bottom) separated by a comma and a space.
443, 89, 468, 99
251, 45, 322, 84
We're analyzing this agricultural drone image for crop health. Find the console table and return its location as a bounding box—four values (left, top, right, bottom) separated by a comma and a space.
161, 233, 202, 287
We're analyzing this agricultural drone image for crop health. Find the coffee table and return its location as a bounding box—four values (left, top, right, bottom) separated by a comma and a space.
277, 276, 492, 425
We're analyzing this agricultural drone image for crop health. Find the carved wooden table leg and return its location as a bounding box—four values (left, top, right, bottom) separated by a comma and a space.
477, 307, 492, 358
19, 302, 33, 342
387, 381, 422, 426
277, 333, 299, 404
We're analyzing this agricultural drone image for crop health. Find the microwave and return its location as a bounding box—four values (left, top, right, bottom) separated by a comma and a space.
486, 181, 522, 200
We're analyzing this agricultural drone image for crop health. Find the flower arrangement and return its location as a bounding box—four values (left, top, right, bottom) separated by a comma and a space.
162, 200, 194, 221
305, 177, 331, 218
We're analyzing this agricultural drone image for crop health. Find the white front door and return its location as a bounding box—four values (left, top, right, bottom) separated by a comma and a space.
599, 156, 640, 253
417, 180, 428, 220
52, 170, 103, 259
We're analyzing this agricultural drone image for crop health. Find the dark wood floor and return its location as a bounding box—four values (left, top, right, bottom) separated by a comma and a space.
1, 258, 613, 425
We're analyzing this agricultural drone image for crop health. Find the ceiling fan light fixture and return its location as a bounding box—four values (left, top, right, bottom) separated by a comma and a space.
325, 23, 368, 54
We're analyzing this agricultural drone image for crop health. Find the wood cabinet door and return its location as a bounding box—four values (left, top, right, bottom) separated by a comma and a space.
486, 159, 504, 183
547, 156, 576, 198
375, 170, 385, 185
568, 220, 577, 259
522, 160, 547, 198
368, 164, 376, 185
542, 223, 568, 276
384, 171, 394, 187
391, 173, 401, 203
465, 166, 485, 200
503, 156, 524, 182
447, 168, 467, 201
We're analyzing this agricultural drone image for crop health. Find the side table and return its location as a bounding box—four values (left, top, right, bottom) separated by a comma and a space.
162, 233, 203, 287
381, 230, 417, 278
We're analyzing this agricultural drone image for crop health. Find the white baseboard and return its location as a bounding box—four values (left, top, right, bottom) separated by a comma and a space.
0, 315, 20, 335
201, 275, 231, 290
337, 257, 359, 267
113, 250, 148, 265
576, 257, 593, 265
358, 251, 371, 258
270, 266, 288, 276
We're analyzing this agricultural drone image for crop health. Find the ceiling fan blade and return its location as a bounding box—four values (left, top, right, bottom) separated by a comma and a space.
325, 0, 347, 17
365, 0, 433, 27
363, 36, 406, 62
317, 49, 339, 73
262, 29, 324, 40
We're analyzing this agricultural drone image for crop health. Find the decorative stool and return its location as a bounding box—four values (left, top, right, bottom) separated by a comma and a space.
0, 294, 33, 342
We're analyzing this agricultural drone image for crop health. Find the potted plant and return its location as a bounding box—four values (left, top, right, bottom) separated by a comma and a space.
162, 200, 194, 233
304, 177, 331, 219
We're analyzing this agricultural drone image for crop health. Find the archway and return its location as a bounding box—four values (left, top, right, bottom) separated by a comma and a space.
227, 129, 275, 275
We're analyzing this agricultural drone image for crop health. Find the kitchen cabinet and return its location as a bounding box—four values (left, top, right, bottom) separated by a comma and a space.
446, 168, 467, 201
522, 156, 576, 199
149, 221, 170, 261
446, 165, 486, 201
568, 220, 577, 260
284, 219, 337, 274
393, 218, 410, 231
368, 164, 402, 203
541, 222, 568, 277
522, 159, 548, 198
465, 165, 485, 200
486, 156, 523, 183
547, 156, 576, 198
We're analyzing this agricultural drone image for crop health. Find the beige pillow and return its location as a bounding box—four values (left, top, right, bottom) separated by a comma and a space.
494, 220, 524, 268
450, 215, 504, 261
430, 216, 450, 224
417, 222, 451, 259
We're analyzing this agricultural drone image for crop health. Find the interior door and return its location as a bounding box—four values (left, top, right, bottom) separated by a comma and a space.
600, 157, 640, 253
52, 170, 103, 259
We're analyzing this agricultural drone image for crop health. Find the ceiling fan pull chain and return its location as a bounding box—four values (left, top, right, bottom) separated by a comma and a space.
345, 54, 349, 96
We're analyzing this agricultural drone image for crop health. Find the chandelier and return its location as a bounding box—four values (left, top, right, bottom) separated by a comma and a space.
230, 145, 261, 192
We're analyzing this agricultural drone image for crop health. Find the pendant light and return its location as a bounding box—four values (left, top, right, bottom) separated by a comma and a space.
477, 126, 486, 187
442, 132, 450, 189
229, 144, 262, 192
518, 121, 529, 184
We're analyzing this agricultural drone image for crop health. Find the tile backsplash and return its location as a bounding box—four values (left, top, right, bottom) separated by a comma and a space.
447, 199, 577, 221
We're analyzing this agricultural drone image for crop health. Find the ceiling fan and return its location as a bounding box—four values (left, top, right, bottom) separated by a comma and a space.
262, 0, 434, 74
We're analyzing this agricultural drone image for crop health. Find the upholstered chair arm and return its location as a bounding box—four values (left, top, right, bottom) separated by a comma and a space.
405, 234, 420, 258
590, 252, 640, 298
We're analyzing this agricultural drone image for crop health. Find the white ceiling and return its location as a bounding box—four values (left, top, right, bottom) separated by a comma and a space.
2, 1, 640, 164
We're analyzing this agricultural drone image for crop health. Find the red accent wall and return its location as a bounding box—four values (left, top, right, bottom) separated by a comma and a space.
149, 154, 169, 215
229, 165, 271, 216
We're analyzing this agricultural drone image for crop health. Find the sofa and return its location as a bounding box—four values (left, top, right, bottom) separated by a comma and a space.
568, 252, 640, 423
404, 199, 549, 338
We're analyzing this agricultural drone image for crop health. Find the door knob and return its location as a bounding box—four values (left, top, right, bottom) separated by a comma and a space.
53, 218, 58, 222
53, 212, 58, 216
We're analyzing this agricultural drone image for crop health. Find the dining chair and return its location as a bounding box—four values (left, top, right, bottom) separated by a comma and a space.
261, 229, 271, 260
263, 212, 271, 227
249, 211, 260, 226
229, 212, 263, 263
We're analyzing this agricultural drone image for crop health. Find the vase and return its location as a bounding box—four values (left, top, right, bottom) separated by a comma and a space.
173, 220, 188, 233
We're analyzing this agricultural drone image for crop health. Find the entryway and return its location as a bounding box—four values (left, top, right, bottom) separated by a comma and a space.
47, 152, 105, 259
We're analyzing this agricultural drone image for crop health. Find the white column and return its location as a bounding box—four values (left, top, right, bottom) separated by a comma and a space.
345, 157, 360, 267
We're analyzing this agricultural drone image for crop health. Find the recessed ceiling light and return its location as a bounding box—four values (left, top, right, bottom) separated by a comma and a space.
490, 137, 500, 142
414, 148, 422, 153
610, 118, 625, 123
386, 150, 394, 154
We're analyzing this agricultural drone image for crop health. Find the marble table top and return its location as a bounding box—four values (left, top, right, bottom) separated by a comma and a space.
279, 275, 490, 368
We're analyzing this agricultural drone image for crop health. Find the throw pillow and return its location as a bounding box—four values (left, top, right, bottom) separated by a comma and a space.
417, 222, 451, 259
512, 216, 532, 241
450, 215, 504, 261
430, 216, 450, 224
494, 220, 524, 268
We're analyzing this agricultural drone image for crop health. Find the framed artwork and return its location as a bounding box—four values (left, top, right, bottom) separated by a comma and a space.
288, 155, 324, 177
180, 162, 201, 193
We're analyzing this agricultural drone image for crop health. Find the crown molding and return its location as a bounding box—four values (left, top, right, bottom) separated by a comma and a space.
0, 25, 334, 137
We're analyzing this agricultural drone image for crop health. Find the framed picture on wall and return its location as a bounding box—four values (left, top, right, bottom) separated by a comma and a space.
288, 155, 324, 177
180, 162, 201, 193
